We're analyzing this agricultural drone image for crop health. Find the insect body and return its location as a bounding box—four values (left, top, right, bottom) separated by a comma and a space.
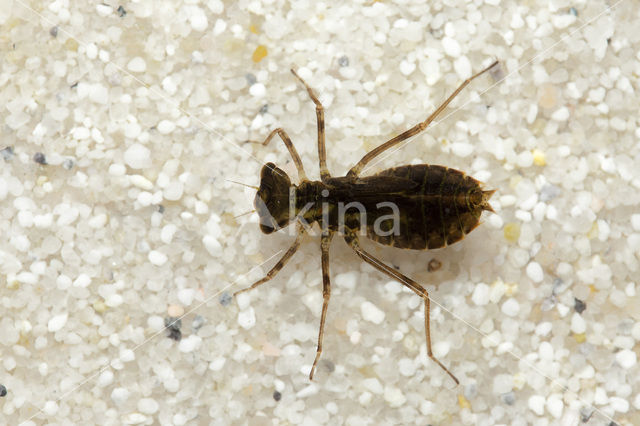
235, 61, 499, 384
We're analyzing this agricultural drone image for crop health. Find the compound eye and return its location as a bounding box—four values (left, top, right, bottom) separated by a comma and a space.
259, 223, 276, 234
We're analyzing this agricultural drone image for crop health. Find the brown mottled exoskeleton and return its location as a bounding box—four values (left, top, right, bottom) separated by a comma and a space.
235, 61, 499, 384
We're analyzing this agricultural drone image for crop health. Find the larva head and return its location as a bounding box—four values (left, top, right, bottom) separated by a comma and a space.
254, 163, 294, 234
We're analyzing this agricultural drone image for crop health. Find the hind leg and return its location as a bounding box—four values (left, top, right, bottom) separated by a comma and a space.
344, 233, 459, 384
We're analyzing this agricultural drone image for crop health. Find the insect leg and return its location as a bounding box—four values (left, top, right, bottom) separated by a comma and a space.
310, 230, 334, 380
234, 223, 307, 296
290, 69, 331, 181
344, 233, 460, 385
246, 128, 308, 181
347, 60, 499, 177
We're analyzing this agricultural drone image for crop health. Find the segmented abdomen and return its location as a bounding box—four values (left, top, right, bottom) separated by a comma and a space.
367, 164, 485, 250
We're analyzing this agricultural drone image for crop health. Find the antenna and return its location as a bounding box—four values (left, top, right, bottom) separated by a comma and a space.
225, 179, 259, 190
234, 210, 256, 219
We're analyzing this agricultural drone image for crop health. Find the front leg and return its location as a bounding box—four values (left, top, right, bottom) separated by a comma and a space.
245, 127, 308, 182
234, 223, 306, 297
